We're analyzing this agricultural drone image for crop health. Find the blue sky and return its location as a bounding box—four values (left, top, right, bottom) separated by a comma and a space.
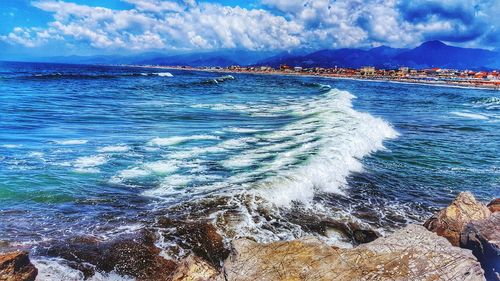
1, 0, 499, 59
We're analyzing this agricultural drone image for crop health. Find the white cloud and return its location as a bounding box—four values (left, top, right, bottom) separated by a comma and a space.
123, 0, 184, 13
262, 0, 500, 49
3, 0, 301, 51
0, 26, 59, 47
1, 0, 498, 51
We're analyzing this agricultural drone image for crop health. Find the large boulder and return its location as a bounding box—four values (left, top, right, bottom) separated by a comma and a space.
424, 192, 491, 246
461, 213, 500, 281
487, 198, 500, 213
0, 251, 37, 281
222, 224, 484, 281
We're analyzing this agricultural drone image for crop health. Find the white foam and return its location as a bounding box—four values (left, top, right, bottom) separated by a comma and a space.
28, 152, 45, 158
144, 160, 178, 174
97, 145, 130, 153
169, 146, 225, 159
1, 144, 21, 148
218, 137, 258, 150
74, 155, 107, 168
162, 174, 193, 186
225, 127, 263, 133
118, 168, 150, 179
73, 155, 107, 173
33, 258, 134, 281
221, 152, 272, 169
55, 139, 88, 145
154, 72, 173, 77
142, 174, 194, 197
74, 167, 100, 174
149, 135, 219, 146
451, 111, 489, 120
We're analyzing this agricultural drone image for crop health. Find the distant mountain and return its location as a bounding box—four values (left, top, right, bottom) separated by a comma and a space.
138, 50, 277, 67
23, 50, 278, 67
257, 41, 500, 70
265, 46, 408, 69
19, 41, 499, 70
393, 40, 499, 69
29, 52, 166, 65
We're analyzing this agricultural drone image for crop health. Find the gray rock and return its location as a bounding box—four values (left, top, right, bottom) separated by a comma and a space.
461, 213, 500, 281
222, 224, 485, 281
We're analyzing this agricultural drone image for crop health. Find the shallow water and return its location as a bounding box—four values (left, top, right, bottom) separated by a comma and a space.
0, 61, 498, 257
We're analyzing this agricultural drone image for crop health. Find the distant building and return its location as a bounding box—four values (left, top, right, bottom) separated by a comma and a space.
399, 66, 409, 73
360, 66, 375, 76
280, 64, 291, 70
475, 72, 487, 79
294, 66, 303, 72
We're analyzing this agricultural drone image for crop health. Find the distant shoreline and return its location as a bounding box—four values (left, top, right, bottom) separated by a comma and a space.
124, 64, 500, 91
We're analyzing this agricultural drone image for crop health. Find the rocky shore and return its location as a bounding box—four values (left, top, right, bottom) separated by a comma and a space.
1, 192, 498, 281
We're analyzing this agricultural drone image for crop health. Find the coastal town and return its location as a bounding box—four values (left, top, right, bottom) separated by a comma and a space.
137, 64, 500, 90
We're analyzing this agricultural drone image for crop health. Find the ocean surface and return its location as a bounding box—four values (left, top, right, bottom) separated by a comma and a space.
0, 61, 499, 277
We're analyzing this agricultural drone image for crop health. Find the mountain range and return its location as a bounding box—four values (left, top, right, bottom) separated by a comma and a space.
20, 41, 500, 70
257, 41, 500, 70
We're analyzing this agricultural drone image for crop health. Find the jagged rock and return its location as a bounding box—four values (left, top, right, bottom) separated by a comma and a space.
42, 230, 177, 280
285, 213, 381, 245
222, 224, 484, 281
159, 220, 230, 267
424, 192, 491, 246
461, 213, 500, 281
170, 256, 220, 281
0, 251, 37, 281
487, 198, 500, 213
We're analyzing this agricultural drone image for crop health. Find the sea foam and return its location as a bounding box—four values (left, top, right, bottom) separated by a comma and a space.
97, 145, 131, 153
55, 139, 88, 145
73, 155, 107, 173
149, 135, 219, 146
33, 258, 133, 281
451, 111, 489, 120
154, 72, 173, 77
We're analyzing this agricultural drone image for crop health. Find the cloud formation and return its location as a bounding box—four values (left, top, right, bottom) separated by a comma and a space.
1, 0, 499, 53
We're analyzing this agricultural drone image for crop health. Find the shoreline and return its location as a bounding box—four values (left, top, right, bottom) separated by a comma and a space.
2, 192, 498, 280
124, 64, 500, 91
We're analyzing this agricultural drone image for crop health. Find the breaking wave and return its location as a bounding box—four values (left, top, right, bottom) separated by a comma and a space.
472, 96, 500, 110
202, 75, 235, 85
451, 111, 489, 120
145, 89, 398, 209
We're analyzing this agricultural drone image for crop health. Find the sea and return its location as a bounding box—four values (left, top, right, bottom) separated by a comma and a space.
0, 61, 499, 279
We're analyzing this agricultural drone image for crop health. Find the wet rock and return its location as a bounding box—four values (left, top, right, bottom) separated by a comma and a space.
461, 213, 500, 281
222, 224, 484, 281
487, 198, 500, 213
285, 211, 380, 245
0, 251, 37, 281
170, 256, 220, 281
43, 230, 177, 280
175, 222, 230, 267
158, 219, 230, 268
318, 220, 380, 244
424, 192, 491, 246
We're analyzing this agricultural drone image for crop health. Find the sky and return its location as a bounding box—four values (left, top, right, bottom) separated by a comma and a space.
1, 0, 499, 59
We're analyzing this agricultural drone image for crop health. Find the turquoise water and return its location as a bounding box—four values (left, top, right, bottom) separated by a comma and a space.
0, 61, 498, 246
